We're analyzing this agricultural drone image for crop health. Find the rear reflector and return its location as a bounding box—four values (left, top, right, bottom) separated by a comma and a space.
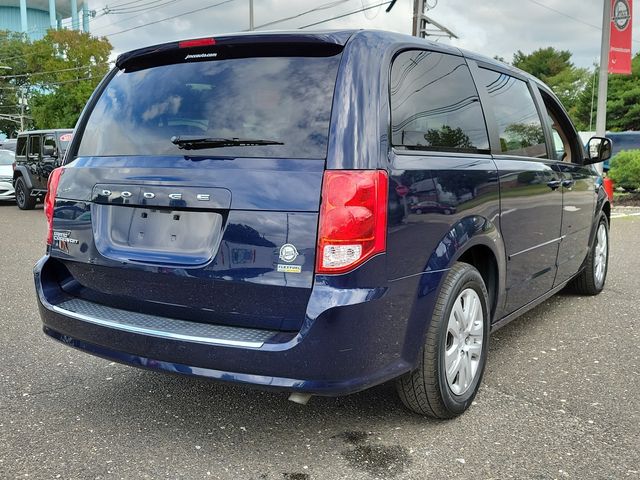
179, 38, 216, 48
45, 167, 64, 245
316, 170, 388, 274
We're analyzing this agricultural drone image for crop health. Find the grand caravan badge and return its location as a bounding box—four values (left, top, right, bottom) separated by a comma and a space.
53, 230, 79, 254
53, 230, 79, 244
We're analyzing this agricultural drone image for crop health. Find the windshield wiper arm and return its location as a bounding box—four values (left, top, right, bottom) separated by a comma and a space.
171, 136, 284, 150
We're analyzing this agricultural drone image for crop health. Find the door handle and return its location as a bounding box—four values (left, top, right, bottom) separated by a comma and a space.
547, 180, 561, 190
562, 179, 575, 188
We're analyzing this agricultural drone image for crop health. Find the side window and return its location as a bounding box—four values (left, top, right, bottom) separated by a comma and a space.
541, 91, 580, 164
390, 50, 490, 153
476, 69, 548, 158
16, 137, 27, 157
551, 129, 566, 161
28, 136, 41, 158
43, 135, 56, 156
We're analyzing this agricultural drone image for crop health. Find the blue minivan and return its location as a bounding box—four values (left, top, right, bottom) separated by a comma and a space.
34, 30, 612, 418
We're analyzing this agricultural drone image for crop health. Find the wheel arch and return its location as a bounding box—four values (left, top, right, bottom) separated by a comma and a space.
12, 165, 32, 189
400, 215, 507, 370
422, 215, 506, 322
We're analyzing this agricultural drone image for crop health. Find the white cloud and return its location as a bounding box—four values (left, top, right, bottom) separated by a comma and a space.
87, 0, 639, 68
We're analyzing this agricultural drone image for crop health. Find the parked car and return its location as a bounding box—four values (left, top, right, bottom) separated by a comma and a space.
579, 130, 640, 171
0, 149, 15, 202
34, 31, 611, 418
13, 129, 73, 209
410, 200, 456, 215
0, 138, 17, 152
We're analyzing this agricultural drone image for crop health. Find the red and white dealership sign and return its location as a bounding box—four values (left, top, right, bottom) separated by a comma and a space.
609, 0, 633, 74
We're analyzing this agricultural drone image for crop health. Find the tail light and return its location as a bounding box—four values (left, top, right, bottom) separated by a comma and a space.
316, 170, 388, 274
45, 167, 64, 245
179, 38, 216, 48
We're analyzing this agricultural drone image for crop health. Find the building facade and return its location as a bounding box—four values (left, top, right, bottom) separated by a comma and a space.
0, 0, 89, 40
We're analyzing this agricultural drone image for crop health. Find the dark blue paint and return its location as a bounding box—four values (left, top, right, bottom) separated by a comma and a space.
34, 30, 610, 396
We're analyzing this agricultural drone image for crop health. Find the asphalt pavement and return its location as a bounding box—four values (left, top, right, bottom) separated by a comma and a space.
1, 203, 638, 480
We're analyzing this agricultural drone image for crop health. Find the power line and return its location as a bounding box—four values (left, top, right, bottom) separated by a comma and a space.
298, 0, 392, 29
106, 0, 177, 14
103, 0, 154, 11
252, 0, 353, 30
0, 76, 101, 90
90, 0, 189, 34
103, 0, 236, 37
527, 0, 640, 45
0, 63, 111, 80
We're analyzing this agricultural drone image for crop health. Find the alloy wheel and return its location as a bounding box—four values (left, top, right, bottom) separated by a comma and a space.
444, 288, 484, 396
594, 222, 608, 286
16, 181, 25, 208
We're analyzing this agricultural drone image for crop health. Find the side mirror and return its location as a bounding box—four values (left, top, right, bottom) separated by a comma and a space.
584, 137, 612, 165
43, 145, 57, 157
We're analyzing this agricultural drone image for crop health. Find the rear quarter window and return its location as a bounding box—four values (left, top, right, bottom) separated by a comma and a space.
476, 69, 548, 159
390, 50, 490, 154
76, 54, 342, 159
16, 137, 27, 157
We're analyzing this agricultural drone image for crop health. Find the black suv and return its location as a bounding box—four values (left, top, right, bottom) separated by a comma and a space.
13, 129, 73, 209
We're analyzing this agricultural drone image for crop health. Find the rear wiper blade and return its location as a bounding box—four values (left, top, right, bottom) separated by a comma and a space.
171, 136, 284, 150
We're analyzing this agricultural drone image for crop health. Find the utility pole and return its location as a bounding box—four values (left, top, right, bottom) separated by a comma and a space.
249, 0, 254, 31
20, 93, 25, 132
412, 0, 423, 36
412, 0, 458, 39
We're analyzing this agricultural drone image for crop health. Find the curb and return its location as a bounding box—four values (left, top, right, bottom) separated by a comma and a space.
611, 206, 640, 218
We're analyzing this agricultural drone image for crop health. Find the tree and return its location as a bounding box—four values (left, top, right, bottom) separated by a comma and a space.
0, 31, 30, 137
424, 125, 473, 150
0, 29, 112, 137
605, 53, 640, 131
512, 47, 589, 119
27, 30, 112, 129
504, 123, 545, 149
573, 54, 640, 132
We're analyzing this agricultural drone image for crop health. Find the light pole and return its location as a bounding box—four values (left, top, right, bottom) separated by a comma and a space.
0, 66, 28, 133
595, 0, 612, 174
249, 0, 254, 31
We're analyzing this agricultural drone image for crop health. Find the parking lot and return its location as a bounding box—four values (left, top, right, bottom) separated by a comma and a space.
1, 203, 638, 479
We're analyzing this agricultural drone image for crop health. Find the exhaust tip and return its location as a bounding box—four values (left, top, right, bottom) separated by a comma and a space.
288, 393, 312, 405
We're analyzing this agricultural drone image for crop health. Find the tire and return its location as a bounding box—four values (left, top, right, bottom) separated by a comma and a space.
570, 214, 609, 295
415, 209, 422, 215
15, 177, 36, 210
396, 262, 490, 418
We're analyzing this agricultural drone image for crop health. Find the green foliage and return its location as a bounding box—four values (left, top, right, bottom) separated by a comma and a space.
504, 122, 545, 149
512, 47, 589, 120
608, 149, 640, 190
0, 29, 112, 137
513, 47, 573, 79
573, 54, 640, 131
604, 54, 640, 132
0, 31, 30, 137
424, 125, 473, 150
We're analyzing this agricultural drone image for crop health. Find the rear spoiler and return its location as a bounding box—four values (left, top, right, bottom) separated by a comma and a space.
116, 31, 354, 71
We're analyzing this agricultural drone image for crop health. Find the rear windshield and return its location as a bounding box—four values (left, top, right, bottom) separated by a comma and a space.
77, 54, 342, 159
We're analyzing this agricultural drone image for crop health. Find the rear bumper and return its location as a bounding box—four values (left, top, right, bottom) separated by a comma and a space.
35, 255, 442, 395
